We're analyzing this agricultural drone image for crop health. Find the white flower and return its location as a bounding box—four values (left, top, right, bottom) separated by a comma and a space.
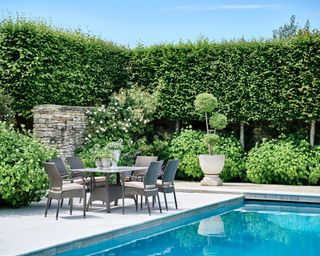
100, 120, 103, 124
88, 134, 91, 138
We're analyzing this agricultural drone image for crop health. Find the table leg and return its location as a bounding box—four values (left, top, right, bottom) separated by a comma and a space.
122, 176, 125, 214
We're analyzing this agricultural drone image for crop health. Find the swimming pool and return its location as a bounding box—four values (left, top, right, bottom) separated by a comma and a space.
58, 201, 320, 256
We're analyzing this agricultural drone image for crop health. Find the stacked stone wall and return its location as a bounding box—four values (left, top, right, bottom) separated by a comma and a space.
32, 105, 90, 160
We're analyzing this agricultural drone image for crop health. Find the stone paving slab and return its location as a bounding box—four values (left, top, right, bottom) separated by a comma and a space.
0, 192, 242, 256
175, 181, 320, 194
175, 181, 320, 203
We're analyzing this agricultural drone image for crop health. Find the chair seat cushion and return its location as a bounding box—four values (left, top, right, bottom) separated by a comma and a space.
94, 176, 106, 182
125, 181, 156, 190
51, 183, 83, 192
125, 181, 144, 189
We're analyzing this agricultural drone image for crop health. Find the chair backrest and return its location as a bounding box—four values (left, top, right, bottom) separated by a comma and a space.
162, 160, 179, 183
66, 156, 85, 178
135, 156, 158, 167
144, 161, 163, 188
44, 162, 62, 190
50, 157, 68, 178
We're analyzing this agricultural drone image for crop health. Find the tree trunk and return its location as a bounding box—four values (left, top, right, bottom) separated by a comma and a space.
240, 122, 245, 148
205, 112, 209, 134
310, 120, 315, 147
175, 120, 180, 133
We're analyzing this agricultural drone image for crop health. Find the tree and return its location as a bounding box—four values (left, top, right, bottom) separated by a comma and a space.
273, 15, 299, 39
273, 15, 312, 39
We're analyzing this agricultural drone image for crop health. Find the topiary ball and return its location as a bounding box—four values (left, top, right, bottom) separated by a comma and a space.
204, 133, 220, 147
194, 93, 218, 113
209, 113, 227, 130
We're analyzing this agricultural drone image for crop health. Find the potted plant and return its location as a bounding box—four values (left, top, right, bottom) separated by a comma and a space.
93, 145, 112, 168
107, 140, 124, 167
194, 92, 227, 186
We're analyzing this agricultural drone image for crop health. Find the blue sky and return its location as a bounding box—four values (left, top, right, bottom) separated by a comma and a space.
0, 0, 319, 47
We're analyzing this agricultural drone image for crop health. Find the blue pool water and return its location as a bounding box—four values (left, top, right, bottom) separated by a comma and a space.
60, 201, 320, 256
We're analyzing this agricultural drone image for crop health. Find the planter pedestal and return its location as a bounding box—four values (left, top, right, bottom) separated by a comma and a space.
200, 174, 223, 186
199, 154, 225, 186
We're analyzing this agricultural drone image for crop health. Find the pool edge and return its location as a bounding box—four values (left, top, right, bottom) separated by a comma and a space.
21, 196, 244, 256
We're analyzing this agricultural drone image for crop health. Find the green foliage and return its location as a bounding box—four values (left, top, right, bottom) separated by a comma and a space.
0, 122, 56, 206
194, 93, 218, 114
84, 86, 157, 145
203, 133, 219, 148
0, 18, 130, 120
212, 135, 246, 182
246, 138, 313, 185
1, 18, 319, 128
273, 15, 299, 39
92, 144, 112, 160
78, 86, 157, 167
0, 88, 14, 122
135, 133, 173, 162
308, 146, 320, 185
168, 127, 207, 180
209, 113, 228, 130
131, 36, 320, 123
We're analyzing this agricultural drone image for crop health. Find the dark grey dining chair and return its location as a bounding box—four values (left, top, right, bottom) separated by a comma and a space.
130, 156, 158, 180
66, 156, 106, 184
125, 161, 163, 215
156, 159, 179, 210
44, 162, 86, 220
50, 157, 69, 180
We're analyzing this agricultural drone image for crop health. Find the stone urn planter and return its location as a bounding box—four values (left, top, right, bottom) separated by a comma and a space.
199, 154, 225, 186
111, 149, 121, 167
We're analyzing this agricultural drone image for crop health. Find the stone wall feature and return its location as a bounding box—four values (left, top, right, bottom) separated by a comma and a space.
32, 104, 90, 160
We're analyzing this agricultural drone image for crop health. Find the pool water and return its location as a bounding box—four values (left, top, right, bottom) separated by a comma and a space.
60, 201, 320, 256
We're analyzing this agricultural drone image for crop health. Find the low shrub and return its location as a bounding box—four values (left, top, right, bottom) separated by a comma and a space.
0, 122, 56, 206
0, 88, 14, 123
213, 135, 246, 182
246, 138, 311, 185
168, 127, 206, 180
308, 146, 320, 185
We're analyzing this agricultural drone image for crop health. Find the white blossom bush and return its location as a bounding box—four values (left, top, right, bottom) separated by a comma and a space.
78, 86, 158, 165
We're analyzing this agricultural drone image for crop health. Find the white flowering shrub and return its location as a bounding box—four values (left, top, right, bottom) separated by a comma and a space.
78, 86, 158, 165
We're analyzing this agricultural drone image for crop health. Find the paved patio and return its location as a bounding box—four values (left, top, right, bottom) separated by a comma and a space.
0, 192, 241, 255
1, 182, 320, 255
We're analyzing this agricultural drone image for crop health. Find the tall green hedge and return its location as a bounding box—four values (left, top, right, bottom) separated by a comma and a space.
0, 18, 319, 127
130, 35, 320, 123
0, 18, 130, 120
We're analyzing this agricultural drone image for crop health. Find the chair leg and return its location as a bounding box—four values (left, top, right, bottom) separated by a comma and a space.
87, 196, 92, 211
145, 196, 151, 216
140, 195, 143, 210
48, 198, 52, 209
83, 193, 86, 218
173, 189, 178, 209
61, 198, 64, 207
70, 198, 73, 215
152, 196, 155, 208
44, 197, 50, 217
133, 196, 138, 211
56, 197, 61, 220
163, 192, 168, 211
157, 193, 162, 213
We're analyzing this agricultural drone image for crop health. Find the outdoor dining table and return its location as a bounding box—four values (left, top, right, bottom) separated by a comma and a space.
71, 166, 148, 214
